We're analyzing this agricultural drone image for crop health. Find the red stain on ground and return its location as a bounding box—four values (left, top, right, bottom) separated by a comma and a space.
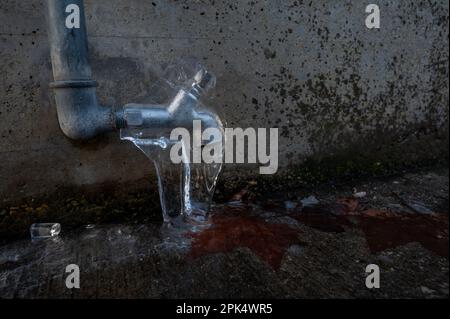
187, 195, 448, 267
294, 198, 449, 258
188, 214, 303, 270
356, 213, 449, 257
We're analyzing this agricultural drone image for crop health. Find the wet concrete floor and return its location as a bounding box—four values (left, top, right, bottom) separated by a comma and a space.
0, 168, 448, 298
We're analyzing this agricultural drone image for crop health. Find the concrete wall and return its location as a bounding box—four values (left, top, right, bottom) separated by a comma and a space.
1, 0, 448, 202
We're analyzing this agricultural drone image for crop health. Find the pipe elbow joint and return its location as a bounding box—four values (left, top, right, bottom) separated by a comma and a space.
51, 81, 115, 140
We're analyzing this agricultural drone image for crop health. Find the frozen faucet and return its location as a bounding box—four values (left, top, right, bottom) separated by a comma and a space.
46, 0, 224, 223
119, 68, 225, 223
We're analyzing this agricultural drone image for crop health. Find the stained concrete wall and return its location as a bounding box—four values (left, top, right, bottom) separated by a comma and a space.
0, 0, 448, 202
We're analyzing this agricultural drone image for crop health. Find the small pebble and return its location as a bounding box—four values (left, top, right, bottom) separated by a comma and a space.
353, 191, 367, 198
300, 195, 320, 207
420, 286, 435, 294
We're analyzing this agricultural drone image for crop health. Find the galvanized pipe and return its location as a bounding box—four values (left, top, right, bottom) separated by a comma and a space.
46, 0, 116, 140
46, 0, 220, 141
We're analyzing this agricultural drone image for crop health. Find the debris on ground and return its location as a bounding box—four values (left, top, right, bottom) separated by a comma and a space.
300, 195, 320, 207
29, 223, 61, 239
405, 201, 434, 215
352, 191, 367, 199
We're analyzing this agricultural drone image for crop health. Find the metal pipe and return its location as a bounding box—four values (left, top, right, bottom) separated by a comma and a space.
46, 0, 220, 141
46, 0, 116, 140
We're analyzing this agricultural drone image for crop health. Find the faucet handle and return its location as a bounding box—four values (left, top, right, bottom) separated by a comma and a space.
192, 69, 216, 96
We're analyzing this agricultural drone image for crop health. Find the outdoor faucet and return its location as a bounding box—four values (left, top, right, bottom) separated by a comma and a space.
118, 68, 224, 223
119, 69, 223, 138
45, 0, 224, 223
